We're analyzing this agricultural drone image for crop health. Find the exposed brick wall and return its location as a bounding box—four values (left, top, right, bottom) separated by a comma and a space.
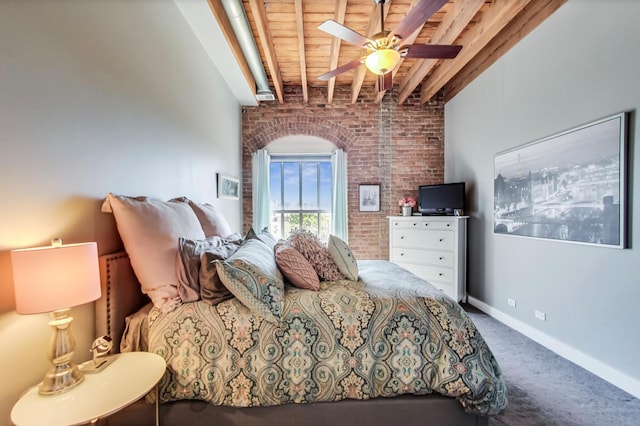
242, 85, 444, 261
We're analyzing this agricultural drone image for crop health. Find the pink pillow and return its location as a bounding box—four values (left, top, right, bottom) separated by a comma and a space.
170, 197, 233, 237
188, 200, 233, 237
275, 242, 320, 290
287, 229, 344, 282
102, 193, 206, 312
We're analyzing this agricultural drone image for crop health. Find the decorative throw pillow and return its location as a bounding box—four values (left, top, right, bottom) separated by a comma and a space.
286, 229, 344, 282
245, 227, 278, 249
101, 193, 205, 312
327, 235, 358, 281
176, 233, 243, 303
274, 241, 320, 290
215, 238, 285, 324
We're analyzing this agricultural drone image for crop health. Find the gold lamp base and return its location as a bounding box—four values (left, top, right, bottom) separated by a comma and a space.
39, 309, 85, 395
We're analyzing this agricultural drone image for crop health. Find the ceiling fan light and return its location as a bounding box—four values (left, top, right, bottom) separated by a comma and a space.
364, 49, 401, 75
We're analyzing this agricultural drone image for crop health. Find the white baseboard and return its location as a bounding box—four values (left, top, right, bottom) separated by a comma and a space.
468, 296, 640, 400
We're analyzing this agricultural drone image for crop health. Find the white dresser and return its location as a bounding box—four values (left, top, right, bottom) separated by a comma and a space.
388, 216, 467, 302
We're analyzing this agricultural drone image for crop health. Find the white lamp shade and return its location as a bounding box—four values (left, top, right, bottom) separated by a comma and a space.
11, 242, 101, 314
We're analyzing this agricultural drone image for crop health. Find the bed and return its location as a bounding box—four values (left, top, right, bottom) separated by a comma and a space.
94, 194, 507, 425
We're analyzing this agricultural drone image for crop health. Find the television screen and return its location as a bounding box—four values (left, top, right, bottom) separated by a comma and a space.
418, 182, 466, 215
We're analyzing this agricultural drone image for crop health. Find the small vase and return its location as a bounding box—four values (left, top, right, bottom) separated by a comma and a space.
402, 205, 412, 216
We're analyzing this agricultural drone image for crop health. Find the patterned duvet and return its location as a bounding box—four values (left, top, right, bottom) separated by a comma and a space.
148, 260, 508, 415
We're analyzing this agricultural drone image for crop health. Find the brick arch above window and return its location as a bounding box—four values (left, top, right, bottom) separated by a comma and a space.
243, 115, 356, 154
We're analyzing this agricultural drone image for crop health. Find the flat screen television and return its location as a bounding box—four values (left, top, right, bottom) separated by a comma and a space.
418, 182, 466, 215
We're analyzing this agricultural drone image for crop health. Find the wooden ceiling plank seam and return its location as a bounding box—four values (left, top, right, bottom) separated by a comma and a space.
350, 0, 392, 104
374, 0, 424, 103
247, 0, 285, 103
443, 0, 568, 101
396, 0, 486, 104
206, 0, 257, 97
327, 0, 349, 104
419, 0, 533, 103
294, 0, 309, 103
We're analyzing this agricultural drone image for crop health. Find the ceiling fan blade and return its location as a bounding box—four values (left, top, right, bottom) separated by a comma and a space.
318, 57, 364, 81
318, 20, 373, 47
402, 44, 463, 59
389, 0, 448, 40
378, 72, 393, 91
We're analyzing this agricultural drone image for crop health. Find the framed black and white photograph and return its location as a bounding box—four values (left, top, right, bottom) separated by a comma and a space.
359, 184, 380, 212
494, 112, 628, 248
217, 173, 239, 200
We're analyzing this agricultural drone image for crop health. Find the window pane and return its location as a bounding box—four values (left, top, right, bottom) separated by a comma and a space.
301, 213, 318, 234
284, 212, 300, 237
318, 213, 331, 243
268, 157, 333, 240
283, 163, 300, 210
270, 212, 283, 239
319, 162, 332, 211
270, 162, 282, 210
301, 163, 319, 210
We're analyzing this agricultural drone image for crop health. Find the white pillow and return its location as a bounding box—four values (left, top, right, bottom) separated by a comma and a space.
102, 193, 206, 312
327, 234, 358, 281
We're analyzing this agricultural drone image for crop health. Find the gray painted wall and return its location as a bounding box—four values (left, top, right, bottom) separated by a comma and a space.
0, 1, 242, 422
445, 0, 639, 396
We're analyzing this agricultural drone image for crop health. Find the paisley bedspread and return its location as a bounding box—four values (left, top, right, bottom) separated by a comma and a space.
148, 260, 508, 415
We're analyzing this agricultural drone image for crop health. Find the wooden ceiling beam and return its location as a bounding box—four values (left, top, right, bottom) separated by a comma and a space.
396, 0, 485, 105
206, 0, 256, 97
294, 0, 308, 103
443, 0, 568, 102
327, 0, 348, 104
247, 0, 285, 103
419, 0, 533, 103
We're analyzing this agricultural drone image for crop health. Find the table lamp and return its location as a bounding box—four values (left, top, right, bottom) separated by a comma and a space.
11, 239, 101, 395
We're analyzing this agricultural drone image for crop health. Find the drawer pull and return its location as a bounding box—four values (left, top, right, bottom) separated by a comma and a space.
400, 252, 405, 256
439, 256, 444, 260
412, 223, 417, 227
424, 223, 429, 227
439, 238, 444, 242
438, 273, 444, 276
400, 236, 405, 239
447, 223, 451, 227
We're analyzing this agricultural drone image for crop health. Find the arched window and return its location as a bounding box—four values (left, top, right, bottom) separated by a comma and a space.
254, 136, 346, 242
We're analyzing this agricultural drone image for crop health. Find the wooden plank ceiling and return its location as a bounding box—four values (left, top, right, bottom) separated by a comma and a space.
209, 0, 566, 105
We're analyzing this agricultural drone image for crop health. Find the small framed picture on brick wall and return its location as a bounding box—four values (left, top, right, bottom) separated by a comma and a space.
359, 184, 380, 212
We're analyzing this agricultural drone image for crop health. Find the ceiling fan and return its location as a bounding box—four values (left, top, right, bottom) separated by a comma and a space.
317, 0, 462, 91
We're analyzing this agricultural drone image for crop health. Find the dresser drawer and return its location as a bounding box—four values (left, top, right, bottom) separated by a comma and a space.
395, 262, 454, 286
430, 282, 455, 300
391, 219, 456, 231
392, 230, 454, 250
391, 248, 454, 267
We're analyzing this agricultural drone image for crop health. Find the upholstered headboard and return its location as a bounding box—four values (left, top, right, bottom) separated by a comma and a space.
96, 251, 149, 353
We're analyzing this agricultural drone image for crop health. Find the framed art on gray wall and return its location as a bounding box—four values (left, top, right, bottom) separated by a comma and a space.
217, 173, 239, 200
493, 112, 628, 248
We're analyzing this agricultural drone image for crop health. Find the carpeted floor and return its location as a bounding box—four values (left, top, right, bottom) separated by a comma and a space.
464, 305, 640, 426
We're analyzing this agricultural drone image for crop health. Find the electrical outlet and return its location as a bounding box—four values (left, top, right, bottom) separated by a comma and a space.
507, 298, 516, 308
535, 310, 546, 321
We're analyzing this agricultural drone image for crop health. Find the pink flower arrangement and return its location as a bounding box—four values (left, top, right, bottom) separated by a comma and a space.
399, 197, 416, 207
